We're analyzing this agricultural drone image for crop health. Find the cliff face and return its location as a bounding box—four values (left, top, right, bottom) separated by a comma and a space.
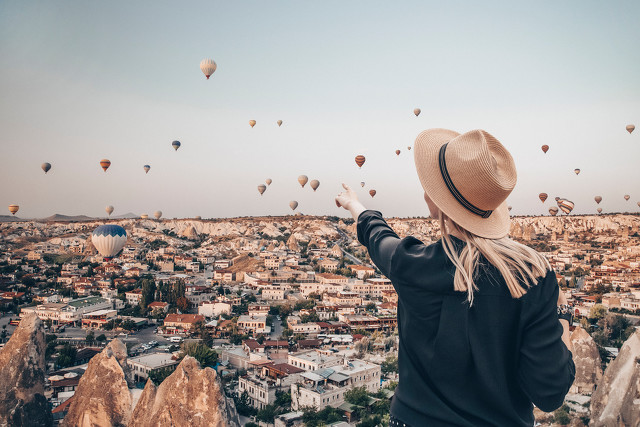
0, 313, 52, 427
569, 326, 602, 394
62, 339, 133, 427
590, 329, 640, 427
130, 356, 240, 427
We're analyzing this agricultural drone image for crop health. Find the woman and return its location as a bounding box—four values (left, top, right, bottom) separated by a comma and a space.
335, 129, 575, 427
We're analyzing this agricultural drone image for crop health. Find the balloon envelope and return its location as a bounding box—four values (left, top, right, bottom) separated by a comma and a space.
549, 207, 559, 216
597, 208, 602, 214
539, 193, 548, 203
172, 141, 181, 151
508, 206, 512, 212
407, 146, 411, 150
140, 214, 148, 219
92, 224, 127, 259
541, 145, 549, 154
100, 159, 111, 172
249, 120, 256, 128
105, 205, 114, 216
369, 189, 376, 198
200, 58, 217, 79
626, 124, 635, 134
41, 163, 51, 174
143, 165, 150, 174
257, 184, 266, 195
624, 195, 630, 201
413, 108, 421, 117
289, 201, 298, 211
154, 211, 162, 220
298, 175, 308, 188
8, 205, 19, 215
360, 182, 365, 187
265, 178, 272, 186
395, 150, 401, 156
310, 180, 320, 191
557, 199, 574, 215
355, 155, 365, 168
594, 196, 602, 204
574, 169, 580, 175
277, 120, 283, 127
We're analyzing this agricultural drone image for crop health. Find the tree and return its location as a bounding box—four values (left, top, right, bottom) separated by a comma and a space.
365, 302, 377, 313
553, 404, 571, 425
344, 386, 370, 407
85, 331, 95, 343
182, 342, 217, 367
589, 304, 607, 321
57, 343, 77, 368
148, 366, 174, 385
176, 297, 190, 313
139, 278, 156, 310
121, 319, 137, 331
381, 355, 398, 375
256, 404, 278, 423
96, 334, 107, 342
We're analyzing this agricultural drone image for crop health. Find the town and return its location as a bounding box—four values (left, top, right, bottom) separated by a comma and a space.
0, 213, 639, 426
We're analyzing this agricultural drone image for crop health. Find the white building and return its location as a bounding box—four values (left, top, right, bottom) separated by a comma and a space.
127, 353, 179, 383
198, 301, 232, 318
287, 350, 342, 372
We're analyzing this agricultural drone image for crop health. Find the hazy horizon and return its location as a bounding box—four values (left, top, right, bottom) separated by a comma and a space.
1, 1, 639, 219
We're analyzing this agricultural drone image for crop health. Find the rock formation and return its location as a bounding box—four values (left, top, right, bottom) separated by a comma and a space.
62, 339, 133, 427
569, 326, 602, 394
130, 356, 240, 427
590, 329, 640, 427
0, 313, 52, 427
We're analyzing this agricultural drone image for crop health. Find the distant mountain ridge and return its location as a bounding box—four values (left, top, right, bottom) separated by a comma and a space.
42, 214, 97, 222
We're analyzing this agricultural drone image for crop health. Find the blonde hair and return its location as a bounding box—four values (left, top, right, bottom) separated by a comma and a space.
438, 211, 550, 306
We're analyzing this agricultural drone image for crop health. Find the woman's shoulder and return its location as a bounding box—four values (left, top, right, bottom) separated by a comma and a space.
389, 236, 452, 282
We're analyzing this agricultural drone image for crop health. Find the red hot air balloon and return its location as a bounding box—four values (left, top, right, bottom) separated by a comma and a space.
100, 159, 111, 172
541, 145, 549, 154
355, 155, 366, 168
395, 150, 401, 156
369, 189, 376, 198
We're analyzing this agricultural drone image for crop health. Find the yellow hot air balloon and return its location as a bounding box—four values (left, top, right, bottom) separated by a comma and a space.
289, 201, 298, 211
8, 205, 19, 215
626, 124, 635, 134
413, 108, 421, 117
594, 196, 602, 204
257, 184, 267, 195
539, 193, 548, 203
310, 180, 320, 192
249, 120, 256, 128
200, 58, 217, 79
277, 120, 283, 127
265, 178, 272, 186
298, 175, 308, 188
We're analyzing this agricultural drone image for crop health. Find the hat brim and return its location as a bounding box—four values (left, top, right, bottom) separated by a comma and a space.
413, 128, 511, 239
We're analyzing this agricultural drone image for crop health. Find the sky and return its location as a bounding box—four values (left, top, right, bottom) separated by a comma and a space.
1, 1, 639, 219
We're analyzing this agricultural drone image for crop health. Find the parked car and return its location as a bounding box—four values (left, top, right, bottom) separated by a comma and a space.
169, 336, 183, 343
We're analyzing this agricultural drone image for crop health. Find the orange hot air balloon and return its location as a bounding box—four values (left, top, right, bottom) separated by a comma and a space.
539, 193, 548, 203
8, 205, 19, 215
355, 155, 366, 168
369, 189, 376, 198
249, 120, 256, 128
100, 159, 111, 172
395, 150, 401, 156
594, 196, 602, 204
541, 145, 549, 154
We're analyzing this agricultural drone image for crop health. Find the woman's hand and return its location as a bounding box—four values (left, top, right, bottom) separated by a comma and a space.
335, 183, 367, 220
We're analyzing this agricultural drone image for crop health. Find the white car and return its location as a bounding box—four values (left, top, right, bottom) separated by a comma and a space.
168, 336, 183, 343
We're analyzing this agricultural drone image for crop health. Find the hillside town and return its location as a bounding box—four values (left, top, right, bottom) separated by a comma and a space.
0, 213, 639, 426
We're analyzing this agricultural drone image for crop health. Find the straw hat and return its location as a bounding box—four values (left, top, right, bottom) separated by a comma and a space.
413, 129, 516, 239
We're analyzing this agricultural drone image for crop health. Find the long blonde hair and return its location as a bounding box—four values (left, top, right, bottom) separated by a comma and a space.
438, 211, 550, 306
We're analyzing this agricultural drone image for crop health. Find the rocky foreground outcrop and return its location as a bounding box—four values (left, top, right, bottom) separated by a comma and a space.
63, 339, 133, 426
590, 329, 640, 427
0, 313, 52, 427
569, 326, 602, 394
130, 356, 240, 427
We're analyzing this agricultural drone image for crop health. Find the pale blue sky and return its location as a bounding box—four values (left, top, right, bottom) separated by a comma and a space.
1, 1, 639, 219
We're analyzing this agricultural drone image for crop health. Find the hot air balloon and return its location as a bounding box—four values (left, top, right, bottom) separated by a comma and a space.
541, 145, 549, 154
265, 178, 272, 186
298, 175, 308, 188
360, 182, 365, 187
172, 141, 181, 151
574, 169, 580, 175
549, 207, 559, 216
100, 159, 111, 172
414, 108, 421, 117
105, 205, 114, 217
8, 205, 19, 215
91, 224, 127, 260
277, 120, 283, 127
310, 180, 320, 191
539, 193, 548, 203
249, 120, 256, 128
154, 211, 162, 220
140, 214, 149, 219
557, 199, 575, 215
195, 216, 202, 220
369, 189, 376, 198
637, 202, 640, 208
626, 124, 635, 134
289, 201, 298, 211
624, 194, 630, 201
257, 184, 267, 195
395, 150, 401, 156
597, 208, 602, 214
355, 155, 366, 168
41, 163, 51, 174
407, 146, 412, 150
200, 58, 217, 79
508, 206, 512, 212
143, 165, 150, 174
594, 196, 602, 204
555, 197, 560, 202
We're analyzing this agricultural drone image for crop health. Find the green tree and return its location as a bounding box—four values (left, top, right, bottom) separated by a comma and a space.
139, 278, 156, 310
344, 386, 370, 407
381, 355, 398, 375
182, 342, 218, 367
553, 404, 571, 425
148, 366, 174, 385
85, 331, 95, 343
121, 319, 137, 331
96, 334, 107, 342
256, 404, 278, 423
57, 343, 77, 368
589, 304, 607, 321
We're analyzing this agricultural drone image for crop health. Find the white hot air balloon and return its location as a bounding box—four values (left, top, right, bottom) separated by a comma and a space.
105, 205, 114, 217
289, 201, 298, 211
91, 225, 127, 260
200, 58, 217, 79
154, 211, 162, 220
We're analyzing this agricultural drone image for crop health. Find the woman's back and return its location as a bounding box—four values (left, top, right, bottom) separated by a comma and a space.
357, 210, 575, 427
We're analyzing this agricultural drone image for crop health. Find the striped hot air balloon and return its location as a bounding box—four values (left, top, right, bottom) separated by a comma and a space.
92, 224, 127, 260
172, 141, 181, 151
200, 58, 217, 79
249, 120, 256, 128
100, 159, 111, 172
549, 207, 559, 216
8, 205, 19, 215
557, 199, 574, 215
541, 145, 549, 154
355, 155, 366, 168
539, 193, 548, 203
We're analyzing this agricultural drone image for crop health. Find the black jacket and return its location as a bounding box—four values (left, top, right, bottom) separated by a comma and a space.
357, 210, 575, 426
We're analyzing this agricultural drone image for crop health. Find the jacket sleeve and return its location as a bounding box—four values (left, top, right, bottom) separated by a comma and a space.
517, 270, 575, 412
356, 210, 401, 279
